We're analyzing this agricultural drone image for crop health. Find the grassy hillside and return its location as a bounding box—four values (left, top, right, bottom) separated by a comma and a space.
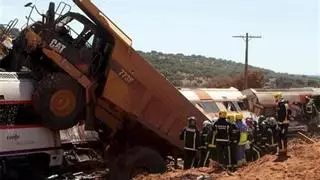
139, 51, 320, 89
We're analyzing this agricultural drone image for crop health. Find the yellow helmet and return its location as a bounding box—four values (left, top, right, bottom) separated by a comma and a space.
236, 113, 243, 120
227, 114, 235, 122
219, 110, 227, 119
273, 92, 282, 100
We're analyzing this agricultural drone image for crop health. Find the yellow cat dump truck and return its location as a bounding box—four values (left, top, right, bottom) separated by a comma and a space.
0, 1, 207, 179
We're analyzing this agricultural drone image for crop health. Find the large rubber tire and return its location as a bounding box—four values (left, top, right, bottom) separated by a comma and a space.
32, 73, 85, 130
109, 147, 166, 180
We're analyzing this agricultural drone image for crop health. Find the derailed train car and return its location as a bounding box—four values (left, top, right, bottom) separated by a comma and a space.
179, 87, 254, 121
242, 88, 320, 131
242, 88, 320, 118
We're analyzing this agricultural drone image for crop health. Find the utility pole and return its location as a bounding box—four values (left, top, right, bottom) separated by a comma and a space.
232, 33, 261, 89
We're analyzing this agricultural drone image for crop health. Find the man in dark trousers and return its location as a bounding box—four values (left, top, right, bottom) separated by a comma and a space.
245, 118, 261, 162
180, 116, 200, 169
274, 93, 290, 156
265, 117, 278, 154
259, 117, 269, 155
235, 113, 247, 167
305, 96, 314, 119
198, 120, 211, 167
212, 111, 232, 169
229, 114, 240, 170
204, 119, 217, 166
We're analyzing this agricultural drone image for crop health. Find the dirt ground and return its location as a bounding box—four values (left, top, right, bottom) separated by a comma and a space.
135, 138, 320, 180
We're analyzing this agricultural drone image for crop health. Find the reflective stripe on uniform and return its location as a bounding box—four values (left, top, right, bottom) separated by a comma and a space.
209, 131, 216, 146
278, 121, 289, 124
184, 147, 197, 151
208, 144, 216, 148
186, 128, 196, 132
281, 139, 285, 151
252, 145, 261, 159
227, 125, 230, 141
216, 139, 229, 142
227, 145, 231, 166
204, 151, 210, 167
279, 148, 287, 153
285, 103, 289, 121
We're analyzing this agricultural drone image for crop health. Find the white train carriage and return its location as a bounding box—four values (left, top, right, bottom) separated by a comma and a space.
0, 72, 63, 177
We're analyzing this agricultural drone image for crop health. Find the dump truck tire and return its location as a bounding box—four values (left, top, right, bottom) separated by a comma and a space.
109, 147, 166, 180
32, 73, 85, 130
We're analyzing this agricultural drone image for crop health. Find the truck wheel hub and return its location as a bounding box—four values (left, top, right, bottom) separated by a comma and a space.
50, 90, 76, 117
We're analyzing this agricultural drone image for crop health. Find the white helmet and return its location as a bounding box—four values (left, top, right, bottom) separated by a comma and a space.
203, 120, 211, 127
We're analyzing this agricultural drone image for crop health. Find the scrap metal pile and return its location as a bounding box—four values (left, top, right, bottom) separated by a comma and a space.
135, 136, 320, 180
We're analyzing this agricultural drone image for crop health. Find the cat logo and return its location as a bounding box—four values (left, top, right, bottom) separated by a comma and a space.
49, 39, 66, 54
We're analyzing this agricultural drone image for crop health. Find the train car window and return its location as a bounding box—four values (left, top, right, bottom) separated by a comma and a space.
216, 102, 227, 111
231, 102, 240, 111
238, 101, 248, 111
197, 101, 220, 113
223, 101, 237, 111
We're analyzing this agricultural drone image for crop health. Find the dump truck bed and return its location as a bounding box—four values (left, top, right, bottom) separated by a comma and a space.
96, 50, 207, 150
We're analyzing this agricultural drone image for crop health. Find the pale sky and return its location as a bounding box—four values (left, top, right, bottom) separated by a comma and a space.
0, 0, 319, 75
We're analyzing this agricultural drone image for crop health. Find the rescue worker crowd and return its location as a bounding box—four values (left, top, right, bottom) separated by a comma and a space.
180, 93, 292, 171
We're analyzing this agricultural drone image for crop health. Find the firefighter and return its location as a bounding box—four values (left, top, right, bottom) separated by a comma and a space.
228, 114, 240, 170
204, 120, 217, 166
253, 117, 263, 150
235, 113, 248, 166
274, 93, 290, 156
245, 117, 261, 161
244, 117, 253, 162
227, 114, 235, 123
305, 96, 315, 120
265, 117, 278, 154
179, 116, 200, 169
212, 111, 232, 169
259, 116, 269, 155
198, 120, 211, 167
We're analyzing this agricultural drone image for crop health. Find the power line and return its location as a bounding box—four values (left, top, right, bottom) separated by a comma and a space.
232, 32, 262, 89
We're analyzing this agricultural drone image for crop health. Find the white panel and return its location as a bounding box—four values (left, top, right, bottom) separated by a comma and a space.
179, 90, 200, 101
203, 88, 244, 101
0, 72, 34, 102
0, 126, 60, 154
